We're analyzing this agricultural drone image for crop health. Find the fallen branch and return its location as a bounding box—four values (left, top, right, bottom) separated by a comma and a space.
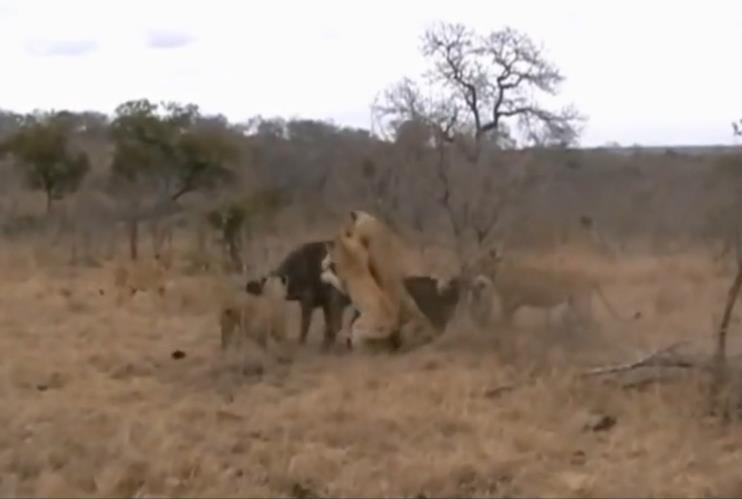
481, 341, 739, 400
619, 375, 677, 391
483, 383, 519, 399
581, 341, 700, 377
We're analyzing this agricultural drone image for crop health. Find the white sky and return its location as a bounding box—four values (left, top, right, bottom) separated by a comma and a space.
0, 0, 740, 147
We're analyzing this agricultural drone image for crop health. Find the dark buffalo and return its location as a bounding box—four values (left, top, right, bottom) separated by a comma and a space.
402, 276, 461, 332
247, 240, 463, 349
246, 241, 351, 349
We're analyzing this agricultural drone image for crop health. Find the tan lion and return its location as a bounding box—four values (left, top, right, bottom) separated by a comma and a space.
321, 252, 462, 344
112, 255, 169, 303
344, 211, 432, 321
218, 273, 290, 356
473, 248, 634, 329
324, 226, 401, 351
327, 210, 437, 350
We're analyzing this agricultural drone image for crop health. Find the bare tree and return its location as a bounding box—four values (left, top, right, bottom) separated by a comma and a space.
433, 146, 537, 266
374, 22, 585, 156
372, 22, 583, 268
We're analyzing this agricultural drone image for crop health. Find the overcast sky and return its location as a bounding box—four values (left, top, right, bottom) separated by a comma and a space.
0, 0, 740, 147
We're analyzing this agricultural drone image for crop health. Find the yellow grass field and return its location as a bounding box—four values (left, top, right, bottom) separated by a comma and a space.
3, 239, 742, 498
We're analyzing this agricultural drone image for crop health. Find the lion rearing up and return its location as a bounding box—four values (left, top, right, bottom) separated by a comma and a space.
326, 210, 438, 351
325, 228, 401, 351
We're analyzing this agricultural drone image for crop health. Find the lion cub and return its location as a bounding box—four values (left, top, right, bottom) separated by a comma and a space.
112, 255, 169, 304
219, 274, 289, 357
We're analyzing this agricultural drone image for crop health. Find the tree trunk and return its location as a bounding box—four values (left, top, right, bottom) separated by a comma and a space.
81, 228, 93, 263
227, 236, 243, 272
69, 228, 79, 266
164, 225, 174, 262
128, 218, 139, 261
710, 233, 742, 418
150, 219, 164, 258
45, 190, 53, 215
105, 225, 118, 261
195, 220, 208, 260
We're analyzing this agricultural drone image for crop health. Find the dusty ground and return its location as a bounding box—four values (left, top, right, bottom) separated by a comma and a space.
3, 240, 742, 498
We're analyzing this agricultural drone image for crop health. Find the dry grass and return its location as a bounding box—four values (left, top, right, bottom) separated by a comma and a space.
3, 237, 742, 498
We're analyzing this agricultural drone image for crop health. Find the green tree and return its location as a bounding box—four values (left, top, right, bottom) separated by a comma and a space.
0, 111, 90, 214
205, 188, 288, 271
109, 99, 240, 260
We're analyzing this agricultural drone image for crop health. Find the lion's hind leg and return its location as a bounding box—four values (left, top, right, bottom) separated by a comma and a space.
349, 316, 399, 353
266, 319, 294, 365
565, 293, 597, 333
219, 304, 248, 352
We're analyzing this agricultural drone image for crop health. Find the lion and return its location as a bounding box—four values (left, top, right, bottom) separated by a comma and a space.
321, 252, 460, 333
219, 273, 290, 357
324, 210, 439, 350
112, 255, 169, 303
341, 210, 423, 316
324, 227, 401, 351
473, 248, 634, 329
469, 275, 496, 327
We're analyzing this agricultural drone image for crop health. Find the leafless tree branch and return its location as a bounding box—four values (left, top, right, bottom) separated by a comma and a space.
370, 22, 586, 272
401, 22, 586, 149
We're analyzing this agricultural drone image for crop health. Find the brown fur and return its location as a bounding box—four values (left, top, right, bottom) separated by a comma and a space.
342, 211, 422, 319
331, 210, 437, 350
112, 256, 168, 303
474, 249, 632, 328
322, 255, 462, 337
326, 228, 400, 351
219, 275, 289, 354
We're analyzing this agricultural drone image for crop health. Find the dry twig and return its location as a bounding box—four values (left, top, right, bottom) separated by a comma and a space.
581, 341, 698, 377
483, 340, 742, 400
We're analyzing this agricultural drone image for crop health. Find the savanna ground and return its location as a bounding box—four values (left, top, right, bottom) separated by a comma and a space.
4, 233, 742, 498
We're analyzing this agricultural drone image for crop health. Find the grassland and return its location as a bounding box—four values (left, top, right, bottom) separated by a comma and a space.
2, 238, 742, 498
